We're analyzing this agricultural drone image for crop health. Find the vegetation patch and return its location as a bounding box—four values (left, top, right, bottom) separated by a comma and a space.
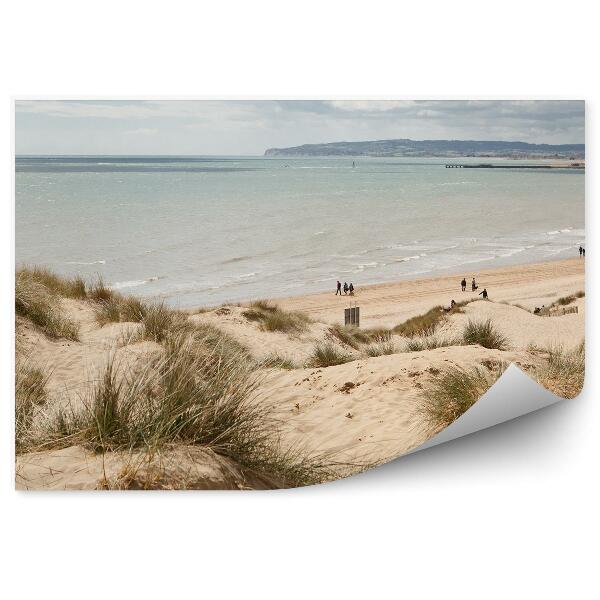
404, 334, 460, 352
260, 354, 298, 370
36, 328, 337, 487
418, 364, 505, 435
15, 271, 79, 340
17, 266, 87, 299
394, 300, 470, 338
329, 324, 392, 349
306, 342, 353, 368
556, 291, 585, 306
462, 319, 508, 350
242, 301, 310, 334
365, 340, 396, 357
15, 359, 49, 453
534, 342, 584, 399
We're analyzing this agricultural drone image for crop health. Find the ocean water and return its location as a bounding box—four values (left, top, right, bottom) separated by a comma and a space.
15, 156, 585, 308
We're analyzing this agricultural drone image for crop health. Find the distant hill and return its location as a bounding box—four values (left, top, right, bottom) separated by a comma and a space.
264, 139, 585, 159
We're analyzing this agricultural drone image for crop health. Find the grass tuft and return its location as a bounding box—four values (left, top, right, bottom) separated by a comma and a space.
260, 354, 298, 370
556, 290, 585, 306
534, 342, 584, 399
365, 340, 396, 357
394, 301, 469, 338
15, 271, 79, 340
88, 276, 114, 303
462, 319, 508, 350
16, 266, 87, 299
329, 324, 393, 349
404, 334, 459, 352
306, 342, 353, 368
242, 301, 310, 334
140, 303, 189, 343
418, 364, 505, 435
15, 359, 50, 453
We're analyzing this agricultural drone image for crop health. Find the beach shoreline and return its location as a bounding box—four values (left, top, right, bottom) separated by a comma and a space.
272, 257, 585, 327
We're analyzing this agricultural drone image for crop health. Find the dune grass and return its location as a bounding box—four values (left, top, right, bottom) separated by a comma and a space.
15, 359, 50, 453
404, 334, 460, 352
418, 364, 505, 435
87, 276, 115, 303
17, 266, 87, 299
242, 301, 310, 334
15, 271, 80, 340
41, 329, 335, 487
306, 342, 353, 368
365, 340, 396, 357
556, 290, 585, 306
260, 354, 298, 370
393, 300, 469, 338
462, 319, 508, 350
328, 324, 392, 349
534, 342, 584, 399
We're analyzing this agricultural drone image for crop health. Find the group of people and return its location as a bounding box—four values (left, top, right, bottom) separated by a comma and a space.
459, 276, 488, 298
335, 280, 355, 296
579, 245, 586, 257
460, 277, 479, 292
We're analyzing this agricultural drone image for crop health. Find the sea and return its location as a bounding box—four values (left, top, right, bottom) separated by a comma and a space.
15, 156, 585, 308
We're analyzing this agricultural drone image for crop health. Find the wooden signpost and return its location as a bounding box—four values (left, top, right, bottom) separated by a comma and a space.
344, 305, 360, 327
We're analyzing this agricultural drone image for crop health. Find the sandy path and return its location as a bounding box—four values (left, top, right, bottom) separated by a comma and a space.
275, 258, 585, 328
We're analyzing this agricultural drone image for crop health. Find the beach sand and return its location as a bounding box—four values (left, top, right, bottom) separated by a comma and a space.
276, 257, 585, 327
16, 258, 585, 489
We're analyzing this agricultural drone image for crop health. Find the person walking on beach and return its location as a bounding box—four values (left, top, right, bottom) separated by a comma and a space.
471, 277, 478, 292
336, 280, 342, 295
343, 282, 349, 295
579, 245, 583, 257
349, 282, 354, 295
479, 288, 488, 300
461, 277, 467, 292
583, 247, 586, 257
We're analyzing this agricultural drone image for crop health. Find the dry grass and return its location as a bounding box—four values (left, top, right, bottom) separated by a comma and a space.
95, 295, 150, 327
463, 319, 508, 350
17, 266, 87, 299
242, 301, 310, 334
87, 276, 115, 303
15, 359, 50, 453
40, 329, 335, 487
15, 271, 79, 340
556, 290, 585, 306
365, 340, 396, 357
418, 364, 505, 435
404, 334, 460, 352
306, 342, 353, 368
534, 342, 585, 399
260, 354, 298, 370
394, 300, 470, 338
329, 324, 392, 349
139, 303, 190, 343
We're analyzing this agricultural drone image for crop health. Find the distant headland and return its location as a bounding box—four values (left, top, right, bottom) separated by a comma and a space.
264, 138, 585, 159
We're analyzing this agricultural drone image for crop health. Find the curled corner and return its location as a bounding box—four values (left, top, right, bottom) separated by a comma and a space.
409, 363, 564, 454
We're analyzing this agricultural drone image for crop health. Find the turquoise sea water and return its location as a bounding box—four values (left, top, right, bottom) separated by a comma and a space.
15, 156, 585, 307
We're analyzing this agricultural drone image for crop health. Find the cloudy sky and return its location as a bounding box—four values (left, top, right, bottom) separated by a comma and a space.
15, 100, 584, 155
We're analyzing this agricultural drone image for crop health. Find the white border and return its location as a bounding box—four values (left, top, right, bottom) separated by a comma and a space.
1, 2, 598, 598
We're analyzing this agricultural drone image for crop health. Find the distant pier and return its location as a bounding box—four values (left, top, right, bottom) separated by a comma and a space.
445, 163, 584, 169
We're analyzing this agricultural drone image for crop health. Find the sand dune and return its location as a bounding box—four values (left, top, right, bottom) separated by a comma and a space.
15, 258, 584, 490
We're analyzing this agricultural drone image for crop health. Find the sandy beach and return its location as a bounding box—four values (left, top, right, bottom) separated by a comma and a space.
276, 257, 585, 327
15, 257, 585, 489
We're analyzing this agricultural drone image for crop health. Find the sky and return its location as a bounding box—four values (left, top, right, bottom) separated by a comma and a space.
15, 100, 585, 155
